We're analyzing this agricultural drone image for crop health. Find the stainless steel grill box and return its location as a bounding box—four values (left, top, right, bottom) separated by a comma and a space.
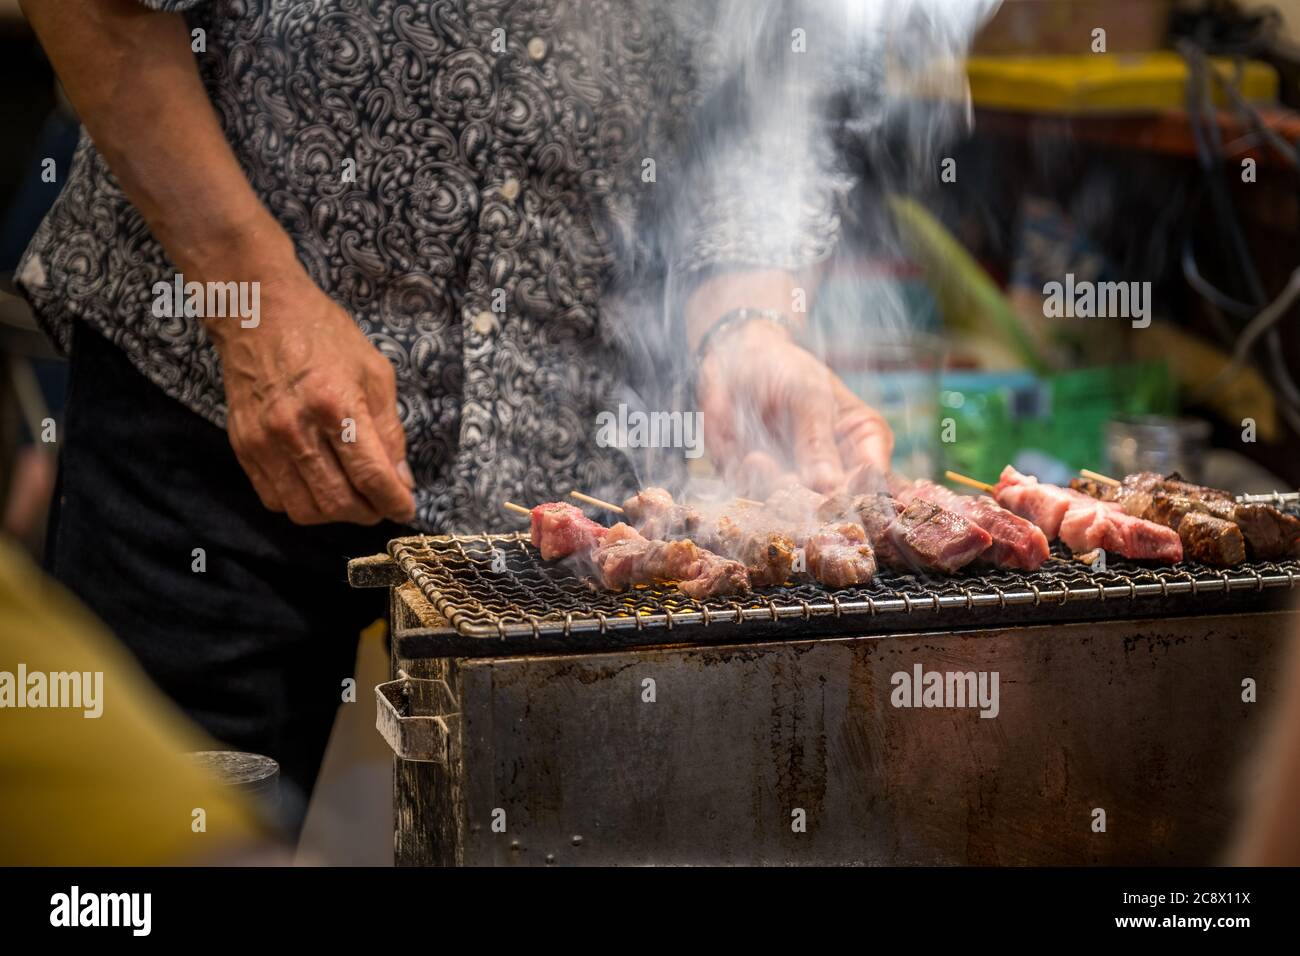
350, 528, 1300, 866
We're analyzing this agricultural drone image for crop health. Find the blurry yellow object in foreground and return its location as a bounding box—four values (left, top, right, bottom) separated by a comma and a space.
967, 52, 1278, 114
0, 538, 265, 865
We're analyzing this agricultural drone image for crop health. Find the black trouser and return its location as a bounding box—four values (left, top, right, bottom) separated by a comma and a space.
47, 322, 408, 832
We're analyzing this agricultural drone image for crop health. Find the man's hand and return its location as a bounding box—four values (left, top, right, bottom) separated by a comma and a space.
696, 319, 893, 496
21, 1, 415, 526
208, 269, 416, 526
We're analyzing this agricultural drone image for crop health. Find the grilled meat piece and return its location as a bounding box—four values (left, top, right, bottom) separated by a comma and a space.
678, 551, 753, 600
622, 488, 796, 585
1232, 503, 1300, 560
1176, 511, 1247, 567
713, 515, 798, 587
529, 506, 750, 598
888, 500, 993, 573
766, 484, 828, 523
530, 502, 608, 560
621, 487, 703, 540
823, 493, 988, 573
898, 479, 1050, 571
818, 492, 904, 567
1069, 477, 1116, 501
1056, 497, 1183, 562
994, 466, 1075, 539
593, 522, 750, 597
815, 491, 866, 525
1142, 492, 1245, 567
803, 523, 877, 587
1162, 471, 1234, 502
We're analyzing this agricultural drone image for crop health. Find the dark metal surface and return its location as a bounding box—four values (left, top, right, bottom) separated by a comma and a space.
387, 532, 1300, 643
391, 610, 1294, 866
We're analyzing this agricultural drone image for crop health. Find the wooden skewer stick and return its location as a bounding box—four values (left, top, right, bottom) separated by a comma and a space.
1079, 468, 1121, 487
570, 490, 625, 514
502, 501, 531, 516
944, 470, 996, 494
736, 497, 763, 507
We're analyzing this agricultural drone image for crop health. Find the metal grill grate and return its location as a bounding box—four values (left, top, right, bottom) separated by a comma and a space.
389, 533, 1300, 640
1239, 491, 1300, 514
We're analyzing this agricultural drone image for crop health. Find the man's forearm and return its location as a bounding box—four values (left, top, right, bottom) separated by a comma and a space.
21, 0, 295, 291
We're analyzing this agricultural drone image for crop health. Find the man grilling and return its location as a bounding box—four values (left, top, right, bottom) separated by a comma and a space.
17, 0, 893, 826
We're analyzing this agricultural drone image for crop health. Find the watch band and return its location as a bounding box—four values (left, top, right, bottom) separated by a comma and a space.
694, 307, 799, 362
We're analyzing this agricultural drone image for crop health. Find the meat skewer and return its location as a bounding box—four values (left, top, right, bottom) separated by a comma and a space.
816, 490, 993, 574
1069, 473, 1243, 566
592, 522, 750, 600
991, 466, 1183, 563
947, 469, 1185, 564
526, 501, 609, 561
895, 478, 1051, 571
1071, 470, 1300, 561
591, 482, 992, 580
618, 487, 873, 588
512, 501, 751, 599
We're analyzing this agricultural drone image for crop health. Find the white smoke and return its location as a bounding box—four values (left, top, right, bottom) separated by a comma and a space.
592, 0, 1001, 503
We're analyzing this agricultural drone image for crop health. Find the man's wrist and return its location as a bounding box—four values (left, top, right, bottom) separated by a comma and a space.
163, 208, 299, 285
695, 307, 799, 363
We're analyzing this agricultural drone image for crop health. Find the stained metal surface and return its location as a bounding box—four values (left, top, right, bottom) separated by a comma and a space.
388, 532, 1300, 643
392, 610, 1292, 866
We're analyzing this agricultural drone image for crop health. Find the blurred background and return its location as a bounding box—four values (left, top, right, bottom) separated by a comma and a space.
2, 0, 1299, 864
809, 0, 1300, 495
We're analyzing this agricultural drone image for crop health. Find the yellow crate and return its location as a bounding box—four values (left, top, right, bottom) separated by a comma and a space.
967, 52, 1278, 114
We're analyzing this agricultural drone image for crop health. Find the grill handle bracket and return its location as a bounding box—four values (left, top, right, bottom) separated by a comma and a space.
348, 553, 406, 589
375, 677, 461, 764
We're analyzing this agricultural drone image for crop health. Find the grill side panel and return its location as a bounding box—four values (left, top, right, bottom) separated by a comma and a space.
392, 611, 1291, 866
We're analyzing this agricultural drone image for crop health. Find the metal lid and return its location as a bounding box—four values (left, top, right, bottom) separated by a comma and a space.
187, 750, 280, 798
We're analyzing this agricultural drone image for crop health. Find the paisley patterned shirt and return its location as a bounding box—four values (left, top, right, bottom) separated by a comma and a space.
18, 0, 841, 532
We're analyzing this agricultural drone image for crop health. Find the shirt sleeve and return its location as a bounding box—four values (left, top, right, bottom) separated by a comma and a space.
663, 7, 849, 279
672, 134, 847, 277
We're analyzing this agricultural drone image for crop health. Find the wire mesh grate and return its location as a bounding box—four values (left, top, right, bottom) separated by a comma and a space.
388, 533, 1300, 639
1239, 491, 1300, 514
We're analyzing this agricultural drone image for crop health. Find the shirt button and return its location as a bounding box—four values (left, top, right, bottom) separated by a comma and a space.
472, 310, 496, 335
501, 178, 520, 202
527, 36, 547, 60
